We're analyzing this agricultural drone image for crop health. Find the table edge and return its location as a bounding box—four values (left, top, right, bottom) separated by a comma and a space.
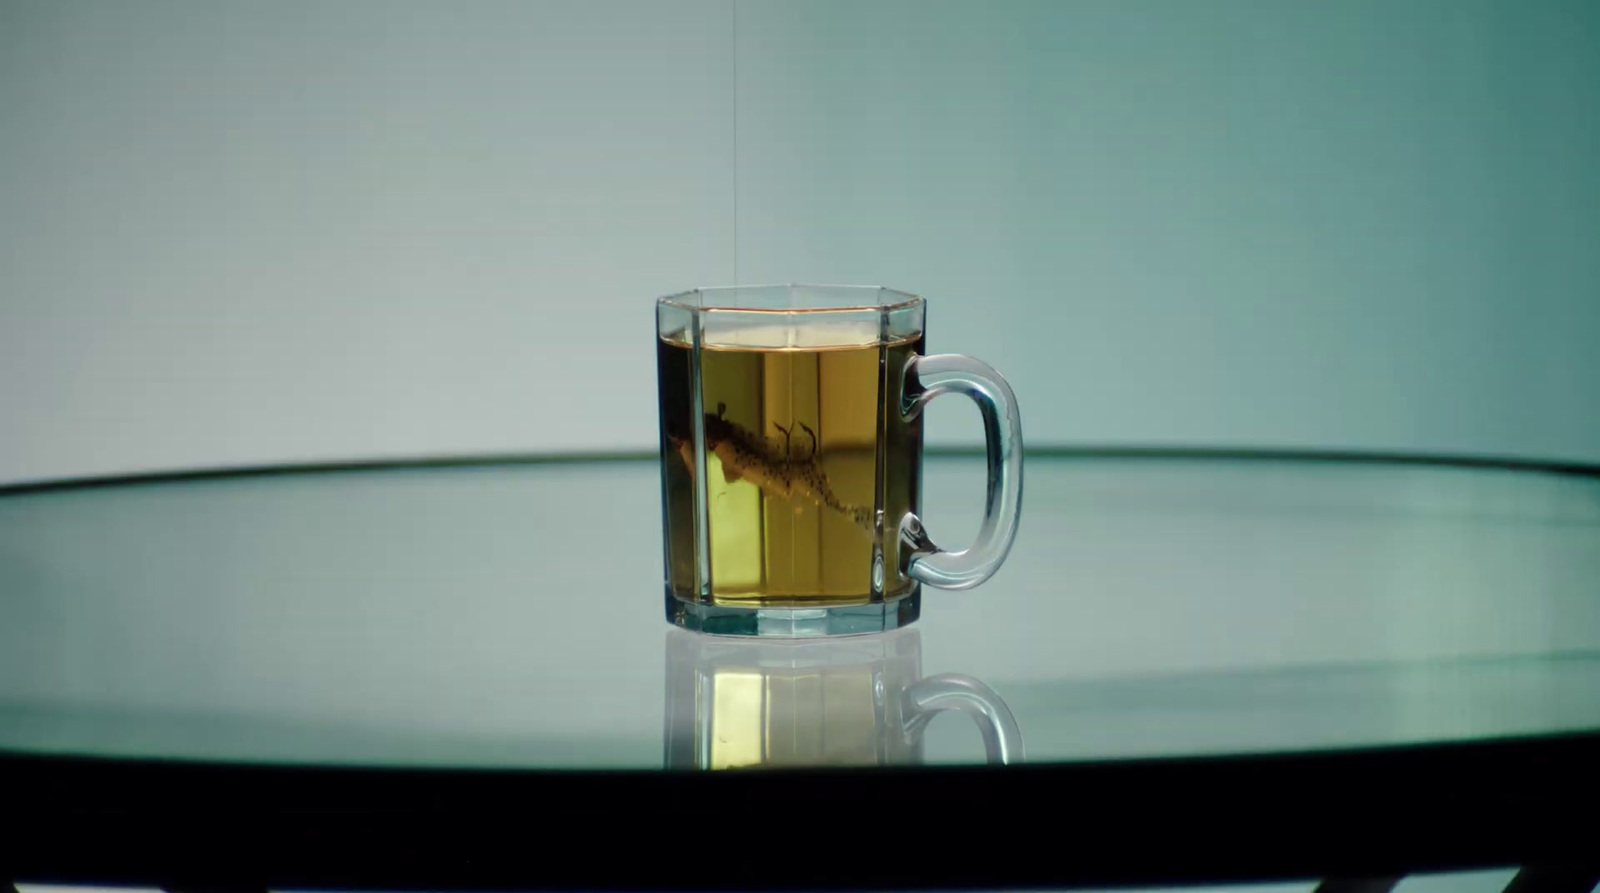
3, 445, 1597, 497
5, 730, 1597, 889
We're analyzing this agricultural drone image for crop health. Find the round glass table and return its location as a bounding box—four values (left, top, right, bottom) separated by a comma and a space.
2, 451, 1597, 890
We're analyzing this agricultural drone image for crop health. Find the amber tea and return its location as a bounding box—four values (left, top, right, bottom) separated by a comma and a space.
658, 333, 923, 604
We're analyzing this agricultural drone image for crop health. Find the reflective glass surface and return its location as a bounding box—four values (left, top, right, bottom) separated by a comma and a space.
2, 454, 1596, 769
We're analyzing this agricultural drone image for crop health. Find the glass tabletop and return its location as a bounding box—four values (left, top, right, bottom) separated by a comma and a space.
2, 452, 1597, 772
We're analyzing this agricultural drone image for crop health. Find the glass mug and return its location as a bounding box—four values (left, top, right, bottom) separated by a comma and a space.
663, 627, 1023, 769
657, 285, 1022, 636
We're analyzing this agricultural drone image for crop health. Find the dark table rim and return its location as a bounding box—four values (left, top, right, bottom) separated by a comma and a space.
4, 731, 1598, 888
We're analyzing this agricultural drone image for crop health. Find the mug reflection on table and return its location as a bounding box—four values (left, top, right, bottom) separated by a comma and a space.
664, 627, 1023, 769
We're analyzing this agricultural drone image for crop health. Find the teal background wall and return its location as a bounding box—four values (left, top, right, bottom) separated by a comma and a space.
3, 0, 1597, 483
733, 0, 1600, 463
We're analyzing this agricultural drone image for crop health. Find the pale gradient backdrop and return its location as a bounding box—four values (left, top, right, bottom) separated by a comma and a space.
3, 0, 1597, 484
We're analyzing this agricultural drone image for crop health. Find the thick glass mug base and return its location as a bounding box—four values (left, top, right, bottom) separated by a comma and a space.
664, 586, 921, 638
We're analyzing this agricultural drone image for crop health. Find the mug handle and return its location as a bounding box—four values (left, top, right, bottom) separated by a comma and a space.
899, 354, 1024, 590
902, 673, 1025, 764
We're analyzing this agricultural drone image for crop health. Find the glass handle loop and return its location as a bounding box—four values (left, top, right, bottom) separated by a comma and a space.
899, 353, 1024, 590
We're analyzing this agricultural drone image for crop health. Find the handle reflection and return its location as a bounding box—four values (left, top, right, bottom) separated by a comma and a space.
664, 627, 1022, 769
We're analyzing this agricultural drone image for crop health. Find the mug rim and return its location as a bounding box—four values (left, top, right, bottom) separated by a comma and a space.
657, 283, 924, 314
